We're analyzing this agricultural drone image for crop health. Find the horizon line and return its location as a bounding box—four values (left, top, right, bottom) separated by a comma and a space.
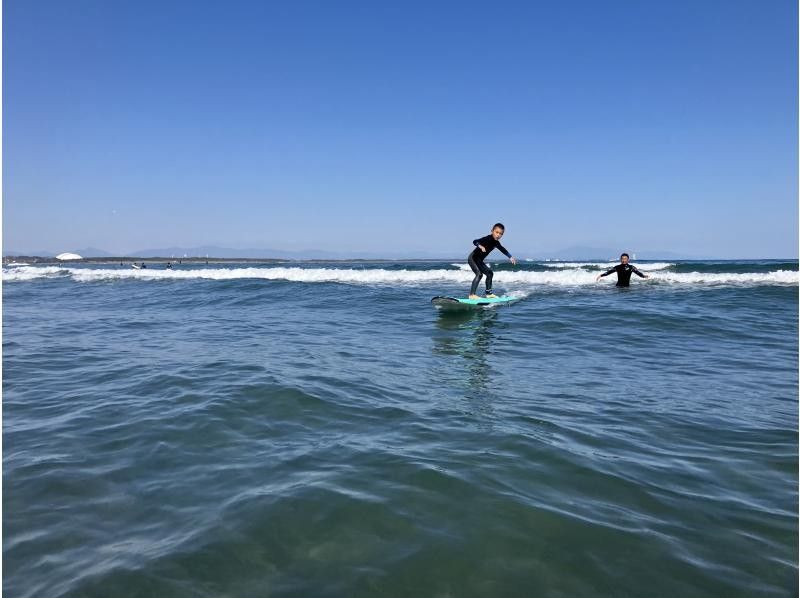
4, 254, 798, 262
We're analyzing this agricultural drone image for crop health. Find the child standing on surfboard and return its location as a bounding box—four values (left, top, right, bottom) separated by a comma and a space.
469, 223, 517, 299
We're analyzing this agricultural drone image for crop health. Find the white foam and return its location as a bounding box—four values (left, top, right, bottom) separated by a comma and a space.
651, 270, 800, 285
3, 265, 797, 287
539, 262, 675, 271
3, 266, 68, 281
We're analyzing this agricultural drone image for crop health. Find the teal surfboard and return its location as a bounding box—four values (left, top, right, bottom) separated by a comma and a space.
431, 295, 517, 309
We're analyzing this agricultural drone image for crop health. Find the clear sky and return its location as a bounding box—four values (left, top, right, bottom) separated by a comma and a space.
4, 0, 798, 258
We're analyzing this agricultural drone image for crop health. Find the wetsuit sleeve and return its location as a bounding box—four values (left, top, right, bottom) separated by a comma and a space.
496, 242, 512, 258
632, 266, 646, 278
599, 267, 616, 277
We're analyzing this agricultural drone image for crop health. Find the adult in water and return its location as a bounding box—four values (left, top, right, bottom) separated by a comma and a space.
596, 253, 649, 287
468, 223, 517, 299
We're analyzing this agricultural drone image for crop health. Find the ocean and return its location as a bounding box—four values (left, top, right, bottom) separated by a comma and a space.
3, 259, 798, 597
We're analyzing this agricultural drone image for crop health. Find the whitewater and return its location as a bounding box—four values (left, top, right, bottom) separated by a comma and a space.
4, 261, 798, 287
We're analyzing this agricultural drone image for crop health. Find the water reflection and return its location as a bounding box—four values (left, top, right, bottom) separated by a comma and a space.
432, 308, 500, 419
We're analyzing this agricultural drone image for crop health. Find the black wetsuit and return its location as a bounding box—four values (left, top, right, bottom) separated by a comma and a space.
468, 235, 512, 295
599, 263, 646, 287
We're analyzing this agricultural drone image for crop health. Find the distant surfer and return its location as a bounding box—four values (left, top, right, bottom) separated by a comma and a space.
468, 223, 517, 299
596, 253, 649, 287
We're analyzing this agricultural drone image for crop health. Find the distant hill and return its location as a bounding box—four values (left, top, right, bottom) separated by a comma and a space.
4, 247, 112, 258
129, 246, 342, 259
71, 247, 114, 257
534, 246, 710, 261
127, 246, 443, 260
630, 250, 712, 260
3, 244, 717, 261
4, 249, 57, 257
538, 246, 619, 261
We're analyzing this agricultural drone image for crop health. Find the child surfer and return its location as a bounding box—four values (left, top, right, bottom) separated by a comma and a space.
468, 223, 517, 299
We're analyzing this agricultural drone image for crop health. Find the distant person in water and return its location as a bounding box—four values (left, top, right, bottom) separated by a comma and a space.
596, 253, 649, 287
468, 223, 517, 299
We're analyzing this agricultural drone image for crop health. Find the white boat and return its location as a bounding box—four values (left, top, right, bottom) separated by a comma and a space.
56, 252, 83, 260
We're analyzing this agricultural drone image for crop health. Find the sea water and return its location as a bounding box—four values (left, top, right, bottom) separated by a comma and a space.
3, 260, 798, 596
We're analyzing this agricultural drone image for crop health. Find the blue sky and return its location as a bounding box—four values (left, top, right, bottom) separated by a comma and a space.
4, 0, 797, 258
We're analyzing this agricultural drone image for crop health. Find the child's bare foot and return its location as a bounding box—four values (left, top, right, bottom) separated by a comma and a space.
468, 294, 480, 300
485, 293, 498, 299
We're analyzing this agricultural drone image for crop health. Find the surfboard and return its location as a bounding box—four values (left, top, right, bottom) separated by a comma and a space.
431, 295, 517, 309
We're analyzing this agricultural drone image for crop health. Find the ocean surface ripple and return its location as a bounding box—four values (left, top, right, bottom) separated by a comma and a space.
4, 260, 798, 597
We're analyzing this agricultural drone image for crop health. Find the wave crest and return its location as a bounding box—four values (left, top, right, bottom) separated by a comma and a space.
3, 265, 797, 287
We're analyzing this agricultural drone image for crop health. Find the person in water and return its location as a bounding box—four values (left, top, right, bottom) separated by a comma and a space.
596, 253, 649, 287
468, 223, 517, 299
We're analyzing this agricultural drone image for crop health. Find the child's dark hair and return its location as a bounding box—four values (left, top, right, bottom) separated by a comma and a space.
621, 252, 630, 258
493, 222, 505, 230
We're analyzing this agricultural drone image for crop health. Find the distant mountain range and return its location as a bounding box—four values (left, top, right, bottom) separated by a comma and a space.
4, 247, 115, 258
4, 245, 444, 260
121, 246, 443, 260
536, 246, 711, 261
3, 244, 716, 260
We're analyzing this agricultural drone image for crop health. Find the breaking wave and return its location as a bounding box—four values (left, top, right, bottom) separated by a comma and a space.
3, 265, 797, 287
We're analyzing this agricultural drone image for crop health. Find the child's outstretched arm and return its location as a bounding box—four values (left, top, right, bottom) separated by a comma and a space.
497, 243, 517, 265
